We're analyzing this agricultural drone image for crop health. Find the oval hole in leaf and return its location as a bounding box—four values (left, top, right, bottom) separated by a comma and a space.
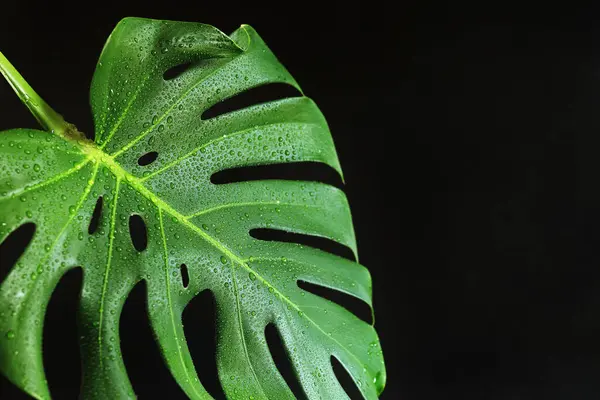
250, 229, 355, 261
211, 162, 343, 189
43, 267, 82, 399
298, 280, 372, 325
331, 356, 364, 400
137, 151, 158, 166
84, 130, 95, 142
163, 62, 193, 81
163, 58, 221, 81
265, 323, 307, 399
88, 197, 103, 234
120, 281, 186, 397
0, 223, 35, 285
128, 214, 148, 252
202, 83, 302, 120
180, 264, 189, 288
183, 290, 225, 399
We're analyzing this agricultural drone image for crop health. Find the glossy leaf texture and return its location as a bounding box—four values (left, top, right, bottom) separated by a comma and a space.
0, 18, 385, 399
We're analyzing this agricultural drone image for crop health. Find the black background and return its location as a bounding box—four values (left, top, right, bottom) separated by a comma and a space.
0, 1, 598, 399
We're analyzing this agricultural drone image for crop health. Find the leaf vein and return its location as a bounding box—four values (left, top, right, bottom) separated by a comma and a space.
18, 163, 99, 326
158, 208, 204, 399
185, 201, 321, 219
111, 57, 241, 158
97, 177, 120, 368
100, 74, 151, 149
0, 158, 90, 201
139, 121, 315, 183
230, 262, 266, 397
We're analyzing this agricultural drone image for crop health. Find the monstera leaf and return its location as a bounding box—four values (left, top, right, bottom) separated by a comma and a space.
0, 18, 385, 399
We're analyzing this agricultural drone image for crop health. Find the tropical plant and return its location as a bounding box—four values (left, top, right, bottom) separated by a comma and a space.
0, 17, 385, 399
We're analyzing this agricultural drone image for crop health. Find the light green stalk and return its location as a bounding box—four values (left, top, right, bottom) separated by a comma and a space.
0, 50, 70, 136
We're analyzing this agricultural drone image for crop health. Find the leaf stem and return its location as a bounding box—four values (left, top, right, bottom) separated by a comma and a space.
0, 50, 70, 136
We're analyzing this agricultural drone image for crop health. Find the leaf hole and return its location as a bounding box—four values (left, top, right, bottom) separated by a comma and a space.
211, 162, 343, 189
201, 83, 303, 120
120, 281, 187, 397
180, 264, 189, 288
84, 129, 95, 142
128, 214, 148, 252
163, 62, 194, 81
331, 356, 364, 400
88, 196, 103, 234
250, 228, 355, 261
0, 223, 35, 286
297, 280, 372, 325
265, 323, 307, 399
137, 151, 158, 166
163, 58, 217, 81
43, 267, 83, 399
183, 290, 225, 399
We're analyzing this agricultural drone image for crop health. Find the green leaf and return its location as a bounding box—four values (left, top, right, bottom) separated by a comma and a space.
0, 17, 385, 399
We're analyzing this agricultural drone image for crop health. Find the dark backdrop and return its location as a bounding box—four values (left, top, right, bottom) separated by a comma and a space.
0, 1, 598, 399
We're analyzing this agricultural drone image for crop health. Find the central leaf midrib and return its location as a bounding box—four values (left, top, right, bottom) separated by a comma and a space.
75, 138, 365, 378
